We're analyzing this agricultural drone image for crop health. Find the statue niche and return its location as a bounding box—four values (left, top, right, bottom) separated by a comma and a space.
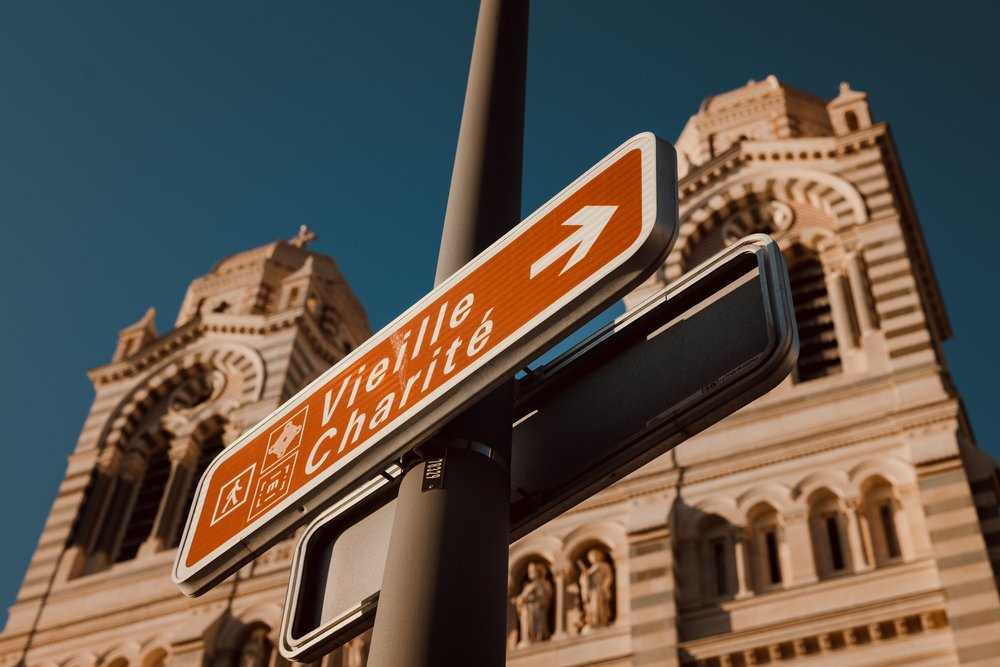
574, 546, 615, 633
513, 561, 554, 646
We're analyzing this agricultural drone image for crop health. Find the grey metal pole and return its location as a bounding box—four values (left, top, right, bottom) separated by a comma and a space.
367, 1, 527, 665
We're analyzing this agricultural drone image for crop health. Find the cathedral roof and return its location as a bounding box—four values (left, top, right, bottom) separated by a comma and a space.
675, 75, 837, 171
173, 225, 369, 329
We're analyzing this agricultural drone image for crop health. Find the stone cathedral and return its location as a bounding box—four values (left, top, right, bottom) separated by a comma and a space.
2, 77, 999, 667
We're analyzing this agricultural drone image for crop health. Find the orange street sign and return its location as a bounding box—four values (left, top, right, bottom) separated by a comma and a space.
173, 133, 678, 596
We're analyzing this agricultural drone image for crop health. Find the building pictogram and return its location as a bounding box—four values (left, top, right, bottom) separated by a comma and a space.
248, 452, 298, 521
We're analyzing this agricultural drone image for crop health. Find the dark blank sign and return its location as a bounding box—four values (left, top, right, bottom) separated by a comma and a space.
509, 234, 796, 537
279, 235, 798, 661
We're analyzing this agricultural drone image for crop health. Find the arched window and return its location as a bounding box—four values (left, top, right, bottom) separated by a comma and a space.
698, 515, 736, 599
809, 491, 850, 578
844, 110, 860, 132
66, 358, 259, 577
747, 504, 784, 592
115, 441, 171, 563
142, 649, 169, 667
863, 478, 904, 566
786, 246, 841, 382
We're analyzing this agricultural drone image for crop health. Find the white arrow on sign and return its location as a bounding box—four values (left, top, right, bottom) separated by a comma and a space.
529, 205, 618, 279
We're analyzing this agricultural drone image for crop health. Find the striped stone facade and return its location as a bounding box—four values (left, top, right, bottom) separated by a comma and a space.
2, 78, 999, 666
0, 235, 372, 666
507, 77, 1000, 667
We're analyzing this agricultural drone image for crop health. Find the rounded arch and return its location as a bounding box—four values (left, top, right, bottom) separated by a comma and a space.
805, 486, 847, 515
683, 166, 867, 229
669, 167, 866, 279
510, 534, 563, 573
849, 456, 916, 491
100, 642, 140, 667
857, 475, 901, 505
674, 496, 741, 542
736, 484, 792, 517
213, 602, 283, 653
139, 635, 172, 667
745, 500, 784, 523
99, 342, 266, 452
794, 470, 850, 502
139, 645, 169, 667
563, 520, 628, 562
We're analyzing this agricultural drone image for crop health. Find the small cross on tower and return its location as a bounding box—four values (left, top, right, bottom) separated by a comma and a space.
289, 224, 318, 248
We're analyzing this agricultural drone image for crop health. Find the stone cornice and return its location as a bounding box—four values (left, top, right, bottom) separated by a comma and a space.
717, 363, 947, 429
678, 124, 890, 205
679, 145, 743, 198
88, 317, 204, 386
87, 308, 319, 386
14, 555, 262, 645
559, 392, 961, 519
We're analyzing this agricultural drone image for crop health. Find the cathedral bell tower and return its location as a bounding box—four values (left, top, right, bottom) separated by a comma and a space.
0, 227, 370, 664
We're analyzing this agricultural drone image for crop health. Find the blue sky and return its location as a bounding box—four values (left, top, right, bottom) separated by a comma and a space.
1, 1, 998, 623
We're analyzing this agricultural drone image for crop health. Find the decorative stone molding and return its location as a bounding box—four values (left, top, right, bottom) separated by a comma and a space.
681, 165, 866, 239
96, 342, 265, 457
117, 451, 147, 484
721, 201, 794, 245
166, 435, 200, 468
99, 640, 141, 667
680, 609, 949, 666
96, 446, 123, 476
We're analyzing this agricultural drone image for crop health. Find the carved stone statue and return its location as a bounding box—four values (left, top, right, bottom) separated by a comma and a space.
514, 562, 553, 646
577, 548, 614, 631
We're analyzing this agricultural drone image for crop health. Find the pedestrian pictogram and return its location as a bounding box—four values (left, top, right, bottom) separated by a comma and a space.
210, 464, 255, 526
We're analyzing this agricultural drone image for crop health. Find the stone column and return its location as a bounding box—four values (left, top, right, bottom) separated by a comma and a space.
824, 269, 858, 350
90, 450, 145, 568
845, 499, 872, 571
551, 563, 567, 638
846, 252, 876, 335
732, 529, 752, 599
139, 433, 200, 556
